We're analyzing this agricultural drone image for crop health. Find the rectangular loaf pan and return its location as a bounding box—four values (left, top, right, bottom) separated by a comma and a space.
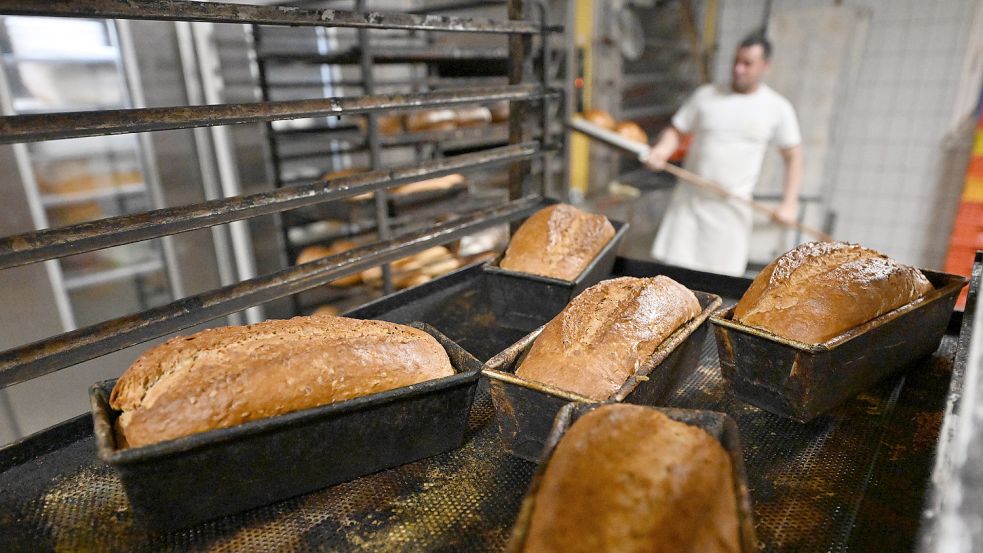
505, 402, 758, 553
89, 322, 481, 530
484, 290, 722, 461
483, 212, 630, 309
710, 269, 967, 422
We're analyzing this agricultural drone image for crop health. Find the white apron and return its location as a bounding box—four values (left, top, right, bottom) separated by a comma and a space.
651, 184, 753, 277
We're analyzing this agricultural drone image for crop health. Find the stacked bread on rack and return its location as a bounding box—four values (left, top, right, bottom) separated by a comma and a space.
360, 102, 503, 136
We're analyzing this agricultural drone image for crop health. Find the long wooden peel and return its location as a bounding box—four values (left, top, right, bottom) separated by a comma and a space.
568, 117, 834, 242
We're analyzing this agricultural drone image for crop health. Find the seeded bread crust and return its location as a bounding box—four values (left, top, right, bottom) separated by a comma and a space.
515, 276, 700, 400
110, 315, 454, 448
500, 204, 616, 281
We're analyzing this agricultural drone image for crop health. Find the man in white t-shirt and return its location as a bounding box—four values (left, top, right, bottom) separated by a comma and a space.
645, 33, 802, 276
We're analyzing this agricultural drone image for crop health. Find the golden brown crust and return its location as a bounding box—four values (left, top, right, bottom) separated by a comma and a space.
515, 276, 700, 400
523, 404, 741, 553
614, 121, 648, 144
580, 108, 616, 130
734, 241, 933, 344
499, 204, 616, 281
110, 316, 454, 448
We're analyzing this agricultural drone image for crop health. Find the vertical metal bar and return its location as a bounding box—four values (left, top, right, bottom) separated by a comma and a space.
533, 0, 552, 198
178, 20, 243, 326
358, 0, 393, 295
508, 0, 533, 234
251, 22, 303, 318
114, 20, 187, 303
0, 21, 77, 333
190, 22, 265, 324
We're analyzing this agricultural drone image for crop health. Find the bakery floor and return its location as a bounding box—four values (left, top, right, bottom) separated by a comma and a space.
0, 260, 958, 552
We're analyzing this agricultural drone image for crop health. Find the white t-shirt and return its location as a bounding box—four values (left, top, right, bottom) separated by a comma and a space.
652, 83, 801, 276
671, 83, 801, 198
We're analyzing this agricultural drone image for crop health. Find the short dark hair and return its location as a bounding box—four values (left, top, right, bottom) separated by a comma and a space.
739, 31, 772, 60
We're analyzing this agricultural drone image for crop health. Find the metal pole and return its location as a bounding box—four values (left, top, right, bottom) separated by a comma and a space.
508, 0, 533, 233
358, 0, 393, 295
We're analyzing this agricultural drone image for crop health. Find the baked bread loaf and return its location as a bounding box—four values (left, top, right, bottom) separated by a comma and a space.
453, 106, 492, 128
580, 108, 616, 130
405, 109, 457, 132
110, 315, 454, 448
516, 276, 700, 400
614, 120, 648, 144
499, 204, 615, 281
295, 239, 361, 287
734, 241, 933, 344
395, 173, 463, 195
489, 100, 509, 123
523, 404, 741, 553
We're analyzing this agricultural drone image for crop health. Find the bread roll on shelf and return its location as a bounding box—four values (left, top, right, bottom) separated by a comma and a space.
294, 239, 361, 287
452, 106, 492, 128
579, 108, 615, 130
405, 109, 457, 132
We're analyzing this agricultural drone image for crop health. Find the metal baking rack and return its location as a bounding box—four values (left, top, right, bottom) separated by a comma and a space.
252, 0, 562, 314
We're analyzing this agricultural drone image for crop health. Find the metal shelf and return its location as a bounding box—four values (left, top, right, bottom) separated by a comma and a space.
40, 182, 147, 208
259, 46, 510, 65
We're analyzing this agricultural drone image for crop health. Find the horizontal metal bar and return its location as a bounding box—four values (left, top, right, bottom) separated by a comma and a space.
0, 84, 543, 144
0, 195, 545, 389
0, 0, 561, 34
260, 46, 509, 65
265, 75, 508, 90
0, 142, 543, 270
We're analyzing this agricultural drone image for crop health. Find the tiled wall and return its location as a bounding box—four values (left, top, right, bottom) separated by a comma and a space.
712, 0, 982, 268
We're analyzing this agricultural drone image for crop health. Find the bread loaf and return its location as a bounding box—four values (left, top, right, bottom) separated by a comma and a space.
499, 204, 615, 281
405, 109, 457, 132
734, 241, 933, 344
523, 404, 741, 553
516, 276, 700, 400
579, 108, 615, 130
395, 173, 463, 195
489, 100, 509, 123
614, 121, 648, 144
295, 240, 361, 287
110, 315, 454, 448
453, 106, 492, 128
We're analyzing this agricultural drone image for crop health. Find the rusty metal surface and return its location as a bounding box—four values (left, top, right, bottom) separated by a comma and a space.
711, 270, 967, 422
505, 402, 758, 553
0, 85, 550, 144
0, 0, 559, 34
0, 142, 543, 271
0, 196, 547, 390
260, 47, 511, 65
483, 290, 721, 461
88, 323, 480, 530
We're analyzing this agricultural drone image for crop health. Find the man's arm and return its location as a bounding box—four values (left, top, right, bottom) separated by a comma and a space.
774, 145, 802, 225
643, 125, 682, 171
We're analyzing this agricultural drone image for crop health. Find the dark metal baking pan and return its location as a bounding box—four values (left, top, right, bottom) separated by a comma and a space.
88, 322, 481, 530
347, 261, 568, 362
711, 269, 967, 422
505, 402, 758, 553
484, 290, 722, 461
483, 211, 630, 310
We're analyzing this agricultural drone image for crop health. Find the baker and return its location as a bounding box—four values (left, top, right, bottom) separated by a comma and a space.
644, 32, 803, 276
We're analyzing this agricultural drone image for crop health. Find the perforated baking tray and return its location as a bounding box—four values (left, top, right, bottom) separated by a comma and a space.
0, 258, 968, 552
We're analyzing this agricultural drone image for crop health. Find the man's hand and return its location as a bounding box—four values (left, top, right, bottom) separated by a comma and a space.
643, 126, 682, 172
772, 198, 799, 226
644, 147, 670, 171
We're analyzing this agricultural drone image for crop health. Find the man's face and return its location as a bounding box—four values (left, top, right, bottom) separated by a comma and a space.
731, 45, 770, 93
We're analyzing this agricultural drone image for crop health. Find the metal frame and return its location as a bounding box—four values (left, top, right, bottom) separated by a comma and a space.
0, 0, 561, 393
